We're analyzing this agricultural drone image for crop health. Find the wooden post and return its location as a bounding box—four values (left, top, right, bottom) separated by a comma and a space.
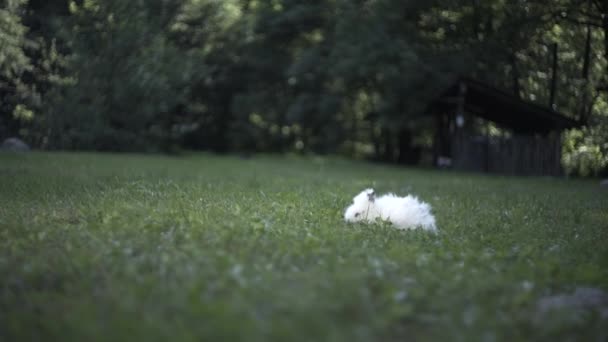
549, 43, 558, 110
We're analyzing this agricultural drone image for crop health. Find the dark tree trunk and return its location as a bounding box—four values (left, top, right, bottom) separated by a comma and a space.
603, 13, 608, 93
397, 128, 419, 165
509, 52, 520, 98
580, 19, 593, 123
214, 94, 233, 153
383, 127, 394, 163
582, 23, 592, 79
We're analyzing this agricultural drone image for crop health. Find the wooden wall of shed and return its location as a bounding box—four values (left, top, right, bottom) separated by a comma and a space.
451, 132, 563, 176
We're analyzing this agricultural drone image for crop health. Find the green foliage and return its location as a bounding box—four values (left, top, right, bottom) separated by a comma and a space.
45, 0, 192, 151
0, 0, 71, 144
2, 0, 608, 174
563, 123, 608, 177
0, 0, 33, 136
0, 0, 31, 78
0, 152, 607, 340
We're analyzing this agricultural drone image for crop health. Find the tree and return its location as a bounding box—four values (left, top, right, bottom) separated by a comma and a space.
46, 0, 191, 151
9, 0, 608, 174
0, 0, 34, 138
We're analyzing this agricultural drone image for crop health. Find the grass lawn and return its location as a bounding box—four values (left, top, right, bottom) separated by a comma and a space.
1, 152, 607, 341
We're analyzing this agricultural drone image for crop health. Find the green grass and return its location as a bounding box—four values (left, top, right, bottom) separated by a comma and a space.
1, 152, 607, 341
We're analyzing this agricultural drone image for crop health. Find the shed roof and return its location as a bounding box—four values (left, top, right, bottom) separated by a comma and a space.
438, 77, 583, 133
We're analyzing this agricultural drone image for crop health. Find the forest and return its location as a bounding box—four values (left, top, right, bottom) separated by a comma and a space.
1, 0, 607, 176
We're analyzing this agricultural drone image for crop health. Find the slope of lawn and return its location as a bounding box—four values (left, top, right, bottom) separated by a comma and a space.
1, 152, 607, 341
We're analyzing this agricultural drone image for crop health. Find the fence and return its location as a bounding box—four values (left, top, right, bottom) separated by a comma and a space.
452, 133, 563, 176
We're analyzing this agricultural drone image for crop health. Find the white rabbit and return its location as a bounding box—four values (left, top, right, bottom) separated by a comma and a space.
344, 188, 437, 232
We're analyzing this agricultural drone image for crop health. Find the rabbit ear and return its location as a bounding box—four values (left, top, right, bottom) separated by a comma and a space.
367, 190, 375, 202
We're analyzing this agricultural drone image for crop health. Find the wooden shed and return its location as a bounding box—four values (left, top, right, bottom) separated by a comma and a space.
432, 77, 582, 176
